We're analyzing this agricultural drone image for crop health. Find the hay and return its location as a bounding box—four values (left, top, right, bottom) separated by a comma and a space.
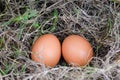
0, 0, 120, 80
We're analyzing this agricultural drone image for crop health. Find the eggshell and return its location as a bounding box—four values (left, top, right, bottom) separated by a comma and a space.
62, 35, 93, 66
31, 34, 61, 67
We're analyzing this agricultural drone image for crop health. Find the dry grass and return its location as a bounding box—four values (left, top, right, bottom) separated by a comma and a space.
0, 0, 120, 80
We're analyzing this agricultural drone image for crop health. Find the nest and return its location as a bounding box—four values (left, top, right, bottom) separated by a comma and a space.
0, 0, 120, 80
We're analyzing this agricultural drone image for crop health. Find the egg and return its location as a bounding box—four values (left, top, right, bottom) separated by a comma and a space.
31, 34, 61, 67
62, 35, 93, 66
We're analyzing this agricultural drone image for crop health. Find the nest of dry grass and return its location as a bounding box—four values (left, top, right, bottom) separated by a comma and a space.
0, 0, 120, 80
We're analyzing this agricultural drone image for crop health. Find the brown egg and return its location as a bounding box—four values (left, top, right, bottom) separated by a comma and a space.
31, 34, 61, 67
62, 35, 93, 66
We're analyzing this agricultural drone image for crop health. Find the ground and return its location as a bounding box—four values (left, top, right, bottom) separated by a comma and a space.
0, 0, 120, 80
